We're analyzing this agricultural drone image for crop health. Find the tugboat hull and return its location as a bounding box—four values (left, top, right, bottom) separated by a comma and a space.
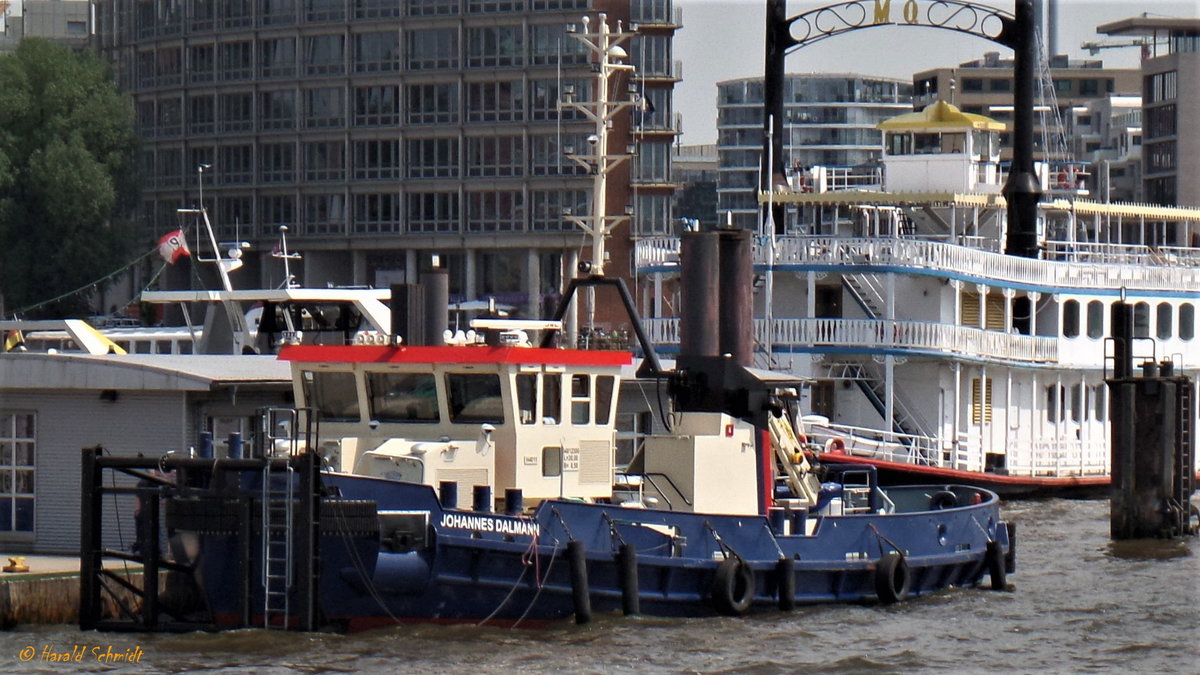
173, 473, 1011, 628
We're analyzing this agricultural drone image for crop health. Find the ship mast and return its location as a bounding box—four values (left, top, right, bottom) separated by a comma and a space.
561, 13, 638, 332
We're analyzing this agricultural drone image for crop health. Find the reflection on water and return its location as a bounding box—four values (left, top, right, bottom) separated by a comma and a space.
0, 499, 1196, 673
1107, 537, 1194, 560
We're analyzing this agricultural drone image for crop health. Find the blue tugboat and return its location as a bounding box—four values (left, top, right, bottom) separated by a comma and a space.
79, 13, 1012, 632
152, 328, 1012, 630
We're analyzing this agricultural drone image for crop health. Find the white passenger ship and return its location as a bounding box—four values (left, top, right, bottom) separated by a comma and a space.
637, 101, 1200, 496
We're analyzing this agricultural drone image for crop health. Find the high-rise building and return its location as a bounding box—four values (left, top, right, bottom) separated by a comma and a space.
0, 0, 91, 52
91, 0, 680, 323
1069, 95, 1142, 203
1098, 16, 1200, 207
912, 53, 1140, 165
715, 74, 912, 229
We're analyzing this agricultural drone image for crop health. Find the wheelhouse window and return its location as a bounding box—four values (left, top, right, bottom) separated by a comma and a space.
517, 374, 537, 425
595, 375, 615, 425
543, 373, 562, 424
302, 371, 360, 422
368, 372, 439, 423
571, 374, 591, 424
446, 373, 504, 423
0, 413, 34, 534
516, 372, 561, 425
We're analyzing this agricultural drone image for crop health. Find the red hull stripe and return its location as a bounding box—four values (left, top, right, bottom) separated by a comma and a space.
279, 344, 633, 367
820, 453, 1109, 488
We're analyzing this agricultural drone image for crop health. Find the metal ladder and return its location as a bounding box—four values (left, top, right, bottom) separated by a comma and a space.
261, 461, 295, 629
1174, 381, 1194, 518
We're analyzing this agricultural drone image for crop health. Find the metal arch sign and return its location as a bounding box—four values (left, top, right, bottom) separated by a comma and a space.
783, 0, 1018, 52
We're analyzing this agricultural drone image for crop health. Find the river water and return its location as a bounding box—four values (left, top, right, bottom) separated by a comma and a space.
2, 498, 1196, 673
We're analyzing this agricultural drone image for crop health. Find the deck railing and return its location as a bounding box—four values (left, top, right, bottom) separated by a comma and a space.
644, 317, 1058, 364
635, 235, 1200, 291
805, 421, 1109, 477
1003, 439, 1110, 477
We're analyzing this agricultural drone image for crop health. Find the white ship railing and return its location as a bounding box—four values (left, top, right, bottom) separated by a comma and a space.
803, 421, 1109, 477
644, 317, 1058, 364
1003, 439, 1110, 477
802, 419, 942, 467
635, 236, 1200, 291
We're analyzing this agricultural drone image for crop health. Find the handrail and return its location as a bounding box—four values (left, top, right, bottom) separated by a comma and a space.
645, 317, 1059, 364
641, 472, 693, 510
635, 236, 1200, 292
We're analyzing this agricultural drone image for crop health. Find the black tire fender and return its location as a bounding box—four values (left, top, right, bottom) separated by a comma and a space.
711, 557, 755, 616
875, 551, 910, 604
929, 490, 958, 510
986, 539, 1007, 591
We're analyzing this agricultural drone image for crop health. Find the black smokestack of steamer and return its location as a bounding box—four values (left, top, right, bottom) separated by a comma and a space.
674, 228, 762, 421
679, 230, 753, 365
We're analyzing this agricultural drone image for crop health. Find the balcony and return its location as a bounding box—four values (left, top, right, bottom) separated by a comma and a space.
642, 317, 1059, 365
635, 235, 1200, 292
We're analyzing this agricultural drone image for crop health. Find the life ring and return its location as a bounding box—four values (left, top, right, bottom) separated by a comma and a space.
710, 557, 755, 616
986, 540, 1006, 591
825, 437, 846, 455
875, 551, 910, 604
929, 490, 958, 510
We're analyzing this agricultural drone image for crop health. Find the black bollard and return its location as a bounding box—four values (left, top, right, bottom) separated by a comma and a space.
472, 485, 492, 513
504, 488, 523, 515
439, 481, 458, 509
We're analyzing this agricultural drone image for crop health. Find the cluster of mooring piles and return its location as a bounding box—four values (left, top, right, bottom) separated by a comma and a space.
1106, 302, 1199, 539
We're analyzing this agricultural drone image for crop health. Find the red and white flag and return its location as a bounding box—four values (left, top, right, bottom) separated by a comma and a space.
157, 229, 190, 264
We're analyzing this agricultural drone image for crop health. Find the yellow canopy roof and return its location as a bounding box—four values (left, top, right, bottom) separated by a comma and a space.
877, 100, 1006, 132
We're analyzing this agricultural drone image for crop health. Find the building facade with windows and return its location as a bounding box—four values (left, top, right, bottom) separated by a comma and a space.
1069, 95, 1142, 203
0, 0, 92, 52
91, 0, 680, 323
1099, 16, 1200, 207
912, 53, 1140, 165
715, 74, 912, 229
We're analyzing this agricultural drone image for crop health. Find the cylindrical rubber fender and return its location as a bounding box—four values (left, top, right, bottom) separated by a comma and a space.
929, 490, 958, 510
567, 540, 592, 625
617, 543, 640, 617
875, 551, 910, 604
710, 557, 755, 616
776, 557, 796, 611
986, 540, 1007, 591
1004, 521, 1017, 574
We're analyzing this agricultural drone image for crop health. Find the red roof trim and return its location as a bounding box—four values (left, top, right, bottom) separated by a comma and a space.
279, 344, 633, 367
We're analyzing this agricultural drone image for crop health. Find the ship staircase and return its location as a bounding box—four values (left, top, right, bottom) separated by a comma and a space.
823, 361, 934, 443
79, 408, 322, 632
836, 274, 933, 442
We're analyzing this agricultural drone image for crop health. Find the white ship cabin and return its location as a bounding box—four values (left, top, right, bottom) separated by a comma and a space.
281, 342, 630, 507
879, 100, 1005, 194
635, 101, 1200, 483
